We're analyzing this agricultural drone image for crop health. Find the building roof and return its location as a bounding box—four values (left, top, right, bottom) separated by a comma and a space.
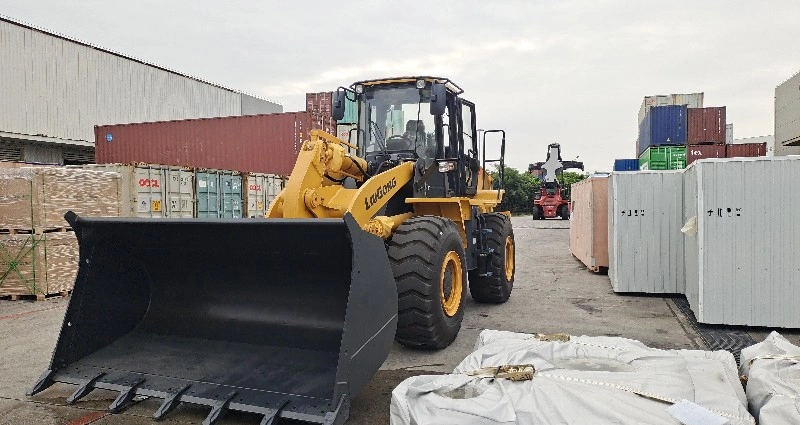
0, 14, 278, 105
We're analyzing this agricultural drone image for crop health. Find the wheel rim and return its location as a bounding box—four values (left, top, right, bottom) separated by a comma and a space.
440, 251, 463, 317
504, 236, 515, 281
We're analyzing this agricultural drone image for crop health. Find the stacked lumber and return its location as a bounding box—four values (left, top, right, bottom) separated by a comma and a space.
0, 231, 78, 298
0, 167, 120, 297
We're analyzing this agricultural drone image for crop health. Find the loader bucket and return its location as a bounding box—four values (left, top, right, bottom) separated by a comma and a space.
30, 212, 398, 425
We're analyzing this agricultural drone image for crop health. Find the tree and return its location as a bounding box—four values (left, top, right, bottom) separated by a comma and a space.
490, 167, 588, 215
490, 167, 539, 215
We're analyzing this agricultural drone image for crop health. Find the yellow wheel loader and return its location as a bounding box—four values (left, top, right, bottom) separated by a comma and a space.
30, 77, 514, 425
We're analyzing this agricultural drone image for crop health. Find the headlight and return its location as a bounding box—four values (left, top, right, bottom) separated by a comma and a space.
416, 79, 426, 89
438, 161, 456, 173
355, 84, 364, 94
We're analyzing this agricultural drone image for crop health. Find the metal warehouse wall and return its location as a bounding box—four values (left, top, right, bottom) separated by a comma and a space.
0, 18, 281, 145
775, 70, 800, 155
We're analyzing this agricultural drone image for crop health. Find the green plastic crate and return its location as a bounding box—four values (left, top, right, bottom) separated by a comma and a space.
639, 146, 686, 170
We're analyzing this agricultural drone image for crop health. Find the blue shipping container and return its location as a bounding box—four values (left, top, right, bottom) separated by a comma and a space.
613, 159, 640, 171
638, 105, 687, 155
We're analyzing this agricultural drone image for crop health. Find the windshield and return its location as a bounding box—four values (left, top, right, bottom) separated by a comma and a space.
358, 86, 436, 158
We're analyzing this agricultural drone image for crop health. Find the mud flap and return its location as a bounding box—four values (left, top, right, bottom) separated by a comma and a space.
30, 212, 398, 425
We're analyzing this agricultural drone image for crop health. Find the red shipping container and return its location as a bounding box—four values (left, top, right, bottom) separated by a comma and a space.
687, 107, 726, 144
306, 92, 336, 135
95, 112, 319, 175
687, 144, 726, 165
726, 142, 766, 158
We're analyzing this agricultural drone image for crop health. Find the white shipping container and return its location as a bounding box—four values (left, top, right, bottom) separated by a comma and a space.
608, 171, 685, 293
244, 173, 285, 218
638, 93, 704, 125
683, 157, 800, 327
74, 164, 195, 218
726, 123, 733, 144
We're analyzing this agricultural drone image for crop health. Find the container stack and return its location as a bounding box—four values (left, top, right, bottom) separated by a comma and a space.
0, 167, 121, 298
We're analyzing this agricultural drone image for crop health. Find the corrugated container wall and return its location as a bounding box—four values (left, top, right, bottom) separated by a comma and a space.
638, 93, 703, 125
639, 146, 686, 170
244, 173, 285, 218
96, 112, 314, 175
569, 176, 609, 272
726, 123, 733, 144
726, 143, 766, 158
687, 144, 726, 166
306, 92, 336, 135
687, 107, 726, 144
775, 70, 800, 154
613, 159, 639, 171
608, 171, 684, 294
0, 18, 281, 144
74, 164, 193, 218
683, 157, 800, 327
196, 170, 243, 218
638, 105, 687, 155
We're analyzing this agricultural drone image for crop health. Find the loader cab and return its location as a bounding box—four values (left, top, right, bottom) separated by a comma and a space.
334, 77, 480, 198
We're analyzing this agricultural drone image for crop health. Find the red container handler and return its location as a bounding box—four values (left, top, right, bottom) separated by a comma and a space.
686, 144, 726, 165
687, 107, 726, 145
727, 143, 766, 158
95, 112, 321, 175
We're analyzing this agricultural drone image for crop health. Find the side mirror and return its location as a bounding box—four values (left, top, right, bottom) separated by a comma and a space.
430, 83, 446, 116
332, 90, 346, 121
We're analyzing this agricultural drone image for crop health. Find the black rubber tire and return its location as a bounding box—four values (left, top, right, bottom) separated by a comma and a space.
468, 213, 514, 304
560, 204, 570, 220
532, 205, 543, 220
387, 216, 467, 349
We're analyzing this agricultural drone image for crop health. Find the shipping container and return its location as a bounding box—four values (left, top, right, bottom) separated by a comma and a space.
726, 142, 766, 158
683, 157, 800, 327
638, 105, 688, 154
639, 146, 686, 170
613, 159, 639, 171
725, 123, 733, 144
686, 144, 726, 166
775, 70, 800, 153
306, 92, 337, 134
569, 176, 608, 272
96, 112, 316, 176
338, 95, 359, 125
244, 173, 284, 218
608, 171, 684, 294
75, 164, 192, 218
687, 107, 726, 144
196, 169, 243, 218
638, 93, 703, 125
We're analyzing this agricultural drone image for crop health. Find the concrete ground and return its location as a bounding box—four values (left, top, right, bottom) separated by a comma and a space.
1, 216, 797, 424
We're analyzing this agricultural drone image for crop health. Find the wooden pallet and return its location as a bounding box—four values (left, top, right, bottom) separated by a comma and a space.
0, 290, 70, 301
0, 227, 71, 235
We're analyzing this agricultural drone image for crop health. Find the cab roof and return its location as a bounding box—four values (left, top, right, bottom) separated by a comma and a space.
350, 76, 464, 95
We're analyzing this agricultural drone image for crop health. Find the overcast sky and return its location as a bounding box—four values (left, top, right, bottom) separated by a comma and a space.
2, 1, 799, 173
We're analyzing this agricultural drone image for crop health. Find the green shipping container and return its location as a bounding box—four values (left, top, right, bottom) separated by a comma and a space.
337, 96, 358, 125
639, 146, 687, 170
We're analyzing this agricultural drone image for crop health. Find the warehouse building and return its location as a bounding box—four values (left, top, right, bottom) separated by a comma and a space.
0, 15, 281, 165
775, 70, 800, 156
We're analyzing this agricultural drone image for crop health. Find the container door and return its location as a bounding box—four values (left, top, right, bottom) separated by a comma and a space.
166, 169, 194, 218
220, 174, 243, 218
134, 167, 165, 218
196, 172, 219, 218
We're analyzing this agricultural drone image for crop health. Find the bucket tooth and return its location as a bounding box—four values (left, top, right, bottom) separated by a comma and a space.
260, 399, 290, 425
67, 372, 105, 404
108, 377, 145, 413
202, 390, 237, 425
27, 369, 55, 396
153, 383, 191, 420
